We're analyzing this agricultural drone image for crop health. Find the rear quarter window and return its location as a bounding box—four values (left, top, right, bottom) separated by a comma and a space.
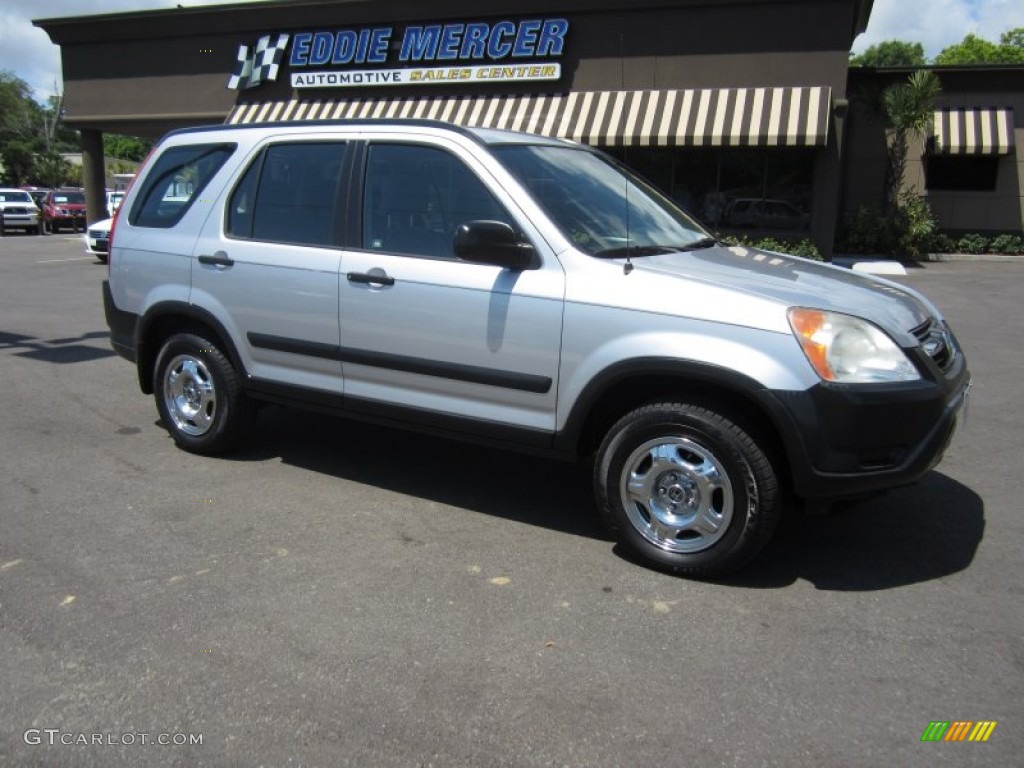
130, 143, 235, 228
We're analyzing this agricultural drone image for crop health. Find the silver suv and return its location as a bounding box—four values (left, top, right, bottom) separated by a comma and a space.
103, 120, 970, 576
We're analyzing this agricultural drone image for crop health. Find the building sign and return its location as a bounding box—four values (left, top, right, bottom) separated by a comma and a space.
290, 64, 560, 89
228, 19, 568, 91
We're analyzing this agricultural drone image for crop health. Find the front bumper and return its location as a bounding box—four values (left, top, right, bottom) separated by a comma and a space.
2, 213, 40, 228
85, 233, 109, 255
761, 349, 970, 500
48, 213, 86, 229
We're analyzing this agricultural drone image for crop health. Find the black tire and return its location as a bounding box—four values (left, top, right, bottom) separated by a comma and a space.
95, 253, 108, 264
153, 332, 255, 455
595, 402, 780, 577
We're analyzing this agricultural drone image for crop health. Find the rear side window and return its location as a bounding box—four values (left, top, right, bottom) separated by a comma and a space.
227, 142, 348, 247
130, 143, 235, 228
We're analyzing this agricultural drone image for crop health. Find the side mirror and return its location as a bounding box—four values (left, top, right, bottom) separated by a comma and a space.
453, 220, 537, 270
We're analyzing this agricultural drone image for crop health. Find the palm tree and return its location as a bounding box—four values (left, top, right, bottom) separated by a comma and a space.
882, 70, 941, 215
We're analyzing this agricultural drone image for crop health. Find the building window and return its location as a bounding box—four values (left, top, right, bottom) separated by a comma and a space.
619, 148, 814, 234
924, 156, 1000, 192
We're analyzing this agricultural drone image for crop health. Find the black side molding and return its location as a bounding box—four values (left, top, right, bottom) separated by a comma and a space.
246, 333, 552, 394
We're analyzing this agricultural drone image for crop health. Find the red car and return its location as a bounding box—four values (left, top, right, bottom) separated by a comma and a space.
42, 189, 87, 234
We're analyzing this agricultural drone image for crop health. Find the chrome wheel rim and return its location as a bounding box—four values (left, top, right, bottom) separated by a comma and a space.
619, 436, 734, 553
163, 354, 217, 436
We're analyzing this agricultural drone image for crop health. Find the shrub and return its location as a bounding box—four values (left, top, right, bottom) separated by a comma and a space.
957, 233, 989, 254
842, 205, 896, 255
894, 189, 937, 258
930, 233, 957, 253
722, 235, 822, 261
989, 234, 1024, 255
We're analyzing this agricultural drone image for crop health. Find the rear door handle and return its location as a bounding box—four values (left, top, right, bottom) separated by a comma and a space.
347, 271, 394, 287
198, 251, 234, 268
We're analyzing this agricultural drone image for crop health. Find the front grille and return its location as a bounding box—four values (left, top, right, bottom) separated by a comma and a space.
911, 318, 955, 372
4, 206, 29, 214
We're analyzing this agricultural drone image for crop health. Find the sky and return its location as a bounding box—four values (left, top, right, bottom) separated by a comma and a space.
3, 0, 1024, 103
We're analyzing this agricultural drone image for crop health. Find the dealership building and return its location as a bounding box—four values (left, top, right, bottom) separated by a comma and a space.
36, 0, 1023, 255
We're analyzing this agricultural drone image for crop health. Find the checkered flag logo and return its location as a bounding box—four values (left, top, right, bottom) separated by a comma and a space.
227, 33, 290, 90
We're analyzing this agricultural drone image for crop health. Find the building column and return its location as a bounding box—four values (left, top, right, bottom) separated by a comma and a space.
80, 129, 107, 225
810, 98, 849, 260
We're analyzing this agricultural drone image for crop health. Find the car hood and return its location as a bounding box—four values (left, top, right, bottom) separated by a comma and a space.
634, 244, 933, 338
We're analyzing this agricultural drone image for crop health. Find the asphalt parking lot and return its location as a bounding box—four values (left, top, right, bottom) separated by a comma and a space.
1, 232, 1021, 767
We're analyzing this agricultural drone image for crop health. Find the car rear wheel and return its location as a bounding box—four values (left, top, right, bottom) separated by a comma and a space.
154, 332, 254, 455
595, 402, 780, 577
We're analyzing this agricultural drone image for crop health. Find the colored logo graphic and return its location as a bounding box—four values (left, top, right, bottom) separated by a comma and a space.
921, 721, 997, 742
228, 34, 291, 90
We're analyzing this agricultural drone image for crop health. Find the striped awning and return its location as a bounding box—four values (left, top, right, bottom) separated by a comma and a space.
226, 86, 831, 147
932, 108, 1015, 155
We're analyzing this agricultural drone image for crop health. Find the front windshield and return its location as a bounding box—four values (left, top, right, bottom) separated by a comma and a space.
52, 192, 85, 204
492, 144, 712, 256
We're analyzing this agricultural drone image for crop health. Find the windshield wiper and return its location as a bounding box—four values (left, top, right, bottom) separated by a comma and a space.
677, 237, 719, 251
594, 245, 681, 258
594, 239, 719, 258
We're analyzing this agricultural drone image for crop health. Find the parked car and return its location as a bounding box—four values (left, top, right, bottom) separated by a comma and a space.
84, 217, 112, 262
42, 189, 87, 233
0, 188, 44, 235
103, 120, 969, 577
107, 190, 126, 215
724, 197, 810, 230
23, 187, 52, 208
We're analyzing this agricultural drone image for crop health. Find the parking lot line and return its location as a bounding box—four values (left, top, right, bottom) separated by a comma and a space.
36, 256, 96, 263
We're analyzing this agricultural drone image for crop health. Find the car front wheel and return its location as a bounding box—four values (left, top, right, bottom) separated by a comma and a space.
595, 402, 780, 577
153, 332, 254, 455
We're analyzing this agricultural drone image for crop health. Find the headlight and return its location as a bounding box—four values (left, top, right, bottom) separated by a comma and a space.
788, 308, 920, 383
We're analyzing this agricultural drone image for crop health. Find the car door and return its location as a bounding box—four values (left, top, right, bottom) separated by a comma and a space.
191, 140, 350, 396
339, 138, 565, 441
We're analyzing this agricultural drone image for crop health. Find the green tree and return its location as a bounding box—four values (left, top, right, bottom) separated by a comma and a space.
0, 139, 36, 185
34, 151, 73, 188
65, 163, 83, 187
882, 70, 942, 212
934, 31, 1024, 64
0, 71, 42, 144
850, 40, 927, 67
103, 134, 153, 162
1002, 28, 1024, 49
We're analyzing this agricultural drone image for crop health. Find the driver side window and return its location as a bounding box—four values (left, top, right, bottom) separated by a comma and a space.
362, 143, 513, 259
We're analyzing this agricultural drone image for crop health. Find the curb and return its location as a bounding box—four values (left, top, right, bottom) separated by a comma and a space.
831, 253, 1024, 273
919, 253, 1024, 263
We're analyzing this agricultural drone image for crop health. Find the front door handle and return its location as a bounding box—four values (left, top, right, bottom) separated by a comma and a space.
347, 271, 395, 287
198, 251, 234, 268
